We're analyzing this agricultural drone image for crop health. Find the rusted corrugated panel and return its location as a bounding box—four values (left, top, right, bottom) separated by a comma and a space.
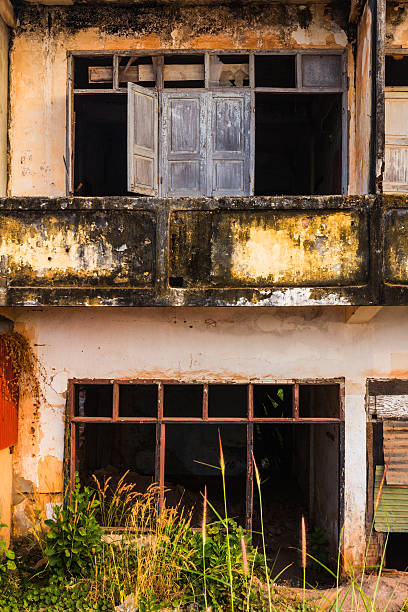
374, 465, 408, 533
0, 341, 18, 450
383, 421, 408, 485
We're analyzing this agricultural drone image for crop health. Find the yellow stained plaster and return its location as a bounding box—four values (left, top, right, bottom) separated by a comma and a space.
229, 213, 362, 284
0, 218, 117, 274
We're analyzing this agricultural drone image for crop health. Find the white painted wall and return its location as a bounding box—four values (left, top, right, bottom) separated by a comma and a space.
10, 305, 408, 562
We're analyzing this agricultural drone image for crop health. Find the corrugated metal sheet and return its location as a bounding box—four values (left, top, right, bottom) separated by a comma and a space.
383, 420, 408, 485
0, 340, 18, 450
374, 465, 408, 533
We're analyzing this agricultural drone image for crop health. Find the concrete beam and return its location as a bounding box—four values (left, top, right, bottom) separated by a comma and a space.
0, 0, 15, 28
345, 306, 383, 324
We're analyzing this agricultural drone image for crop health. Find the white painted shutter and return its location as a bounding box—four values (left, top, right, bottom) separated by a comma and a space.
209, 92, 252, 196
160, 92, 207, 196
384, 90, 408, 194
128, 83, 158, 196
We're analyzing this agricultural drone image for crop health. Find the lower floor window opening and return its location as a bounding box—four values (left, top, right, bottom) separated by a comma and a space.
70, 379, 344, 583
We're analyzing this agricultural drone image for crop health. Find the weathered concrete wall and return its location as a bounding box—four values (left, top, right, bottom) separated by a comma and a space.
386, 1, 408, 47
7, 3, 356, 196
7, 304, 408, 564
0, 17, 8, 197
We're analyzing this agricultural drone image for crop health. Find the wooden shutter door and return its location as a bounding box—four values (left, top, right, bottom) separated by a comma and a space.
209, 91, 252, 196
0, 340, 18, 450
128, 83, 158, 196
160, 92, 207, 196
384, 91, 408, 193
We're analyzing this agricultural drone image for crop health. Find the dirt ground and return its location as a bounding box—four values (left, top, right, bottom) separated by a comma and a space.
292, 570, 408, 611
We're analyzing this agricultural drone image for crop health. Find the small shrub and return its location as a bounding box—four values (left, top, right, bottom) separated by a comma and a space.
187, 518, 264, 609
0, 523, 17, 586
44, 478, 103, 576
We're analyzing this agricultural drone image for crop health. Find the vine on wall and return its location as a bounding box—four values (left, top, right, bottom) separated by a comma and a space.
0, 332, 45, 410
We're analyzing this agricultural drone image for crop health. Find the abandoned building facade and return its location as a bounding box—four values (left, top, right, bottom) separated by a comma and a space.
1, 0, 408, 572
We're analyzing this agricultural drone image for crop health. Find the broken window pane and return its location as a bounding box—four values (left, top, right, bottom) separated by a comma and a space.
208, 384, 247, 418
163, 384, 203, 417
255, 54, 296, 88
74, 56, 114, 89
298, 384, 340, 418
75, 384, 113, 417
253, 384, 293, 418
209, 54, 249, 87
119, 384, 158, 418
385, 55, 408, 87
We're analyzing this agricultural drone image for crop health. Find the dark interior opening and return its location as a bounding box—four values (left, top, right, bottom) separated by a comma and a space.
253, 423, 340, 583
74, 56, 113, 90
386, 533, 408, 571
385, 55, 408, 86
163, 384, 203, 417
76, 423, 156, 503
255, 55, 296, 88
253, 384, 293, 418
255, 93, 342, 196
74, 383, 341, 582
74, 94, 128, 196
164, 424, 247, 526
299, 384, 340, 418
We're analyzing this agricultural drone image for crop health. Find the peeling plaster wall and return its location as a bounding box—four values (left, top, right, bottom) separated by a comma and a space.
386, 1, 408, 47
7, 3, 358, 196
0, 17, 8, 197
8, 305, 408, 564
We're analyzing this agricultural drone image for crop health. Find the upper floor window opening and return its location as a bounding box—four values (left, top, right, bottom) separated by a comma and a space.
69, 50, 347, 198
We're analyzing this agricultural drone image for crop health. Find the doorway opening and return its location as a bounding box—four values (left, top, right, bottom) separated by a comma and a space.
74, 94, 128, 196
255, 93, 342, 196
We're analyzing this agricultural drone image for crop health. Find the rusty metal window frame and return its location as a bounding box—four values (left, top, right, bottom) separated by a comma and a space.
68, 377, 344, 531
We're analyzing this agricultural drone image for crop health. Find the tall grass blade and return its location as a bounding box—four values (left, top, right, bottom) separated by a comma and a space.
252, 451, 272, 612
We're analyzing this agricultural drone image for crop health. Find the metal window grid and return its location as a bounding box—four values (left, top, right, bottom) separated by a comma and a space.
69, 378, 344, 532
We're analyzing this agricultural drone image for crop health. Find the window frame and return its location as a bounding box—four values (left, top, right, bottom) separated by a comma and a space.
67, 49, 349, 197
68, 377, 345, 533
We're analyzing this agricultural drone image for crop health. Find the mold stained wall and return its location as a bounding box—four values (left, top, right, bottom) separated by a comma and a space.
0, 16, 11, 547
9, 305, 408, 564
6, 2, 364, 196
386, 1, 408, 48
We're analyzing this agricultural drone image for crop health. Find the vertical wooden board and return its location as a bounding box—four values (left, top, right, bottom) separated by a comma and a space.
384, 92, 408, 193
0, 341, 18, 451
160, 92, 207, 196
127, 83, 158, 196
209, 91, 252, 196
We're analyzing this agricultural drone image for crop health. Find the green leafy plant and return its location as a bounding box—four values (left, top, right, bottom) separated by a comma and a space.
0, 523, 17, 586
44, 477, 103, 576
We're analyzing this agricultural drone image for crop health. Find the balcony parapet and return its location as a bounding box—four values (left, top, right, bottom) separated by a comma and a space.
0, 195, 404, 307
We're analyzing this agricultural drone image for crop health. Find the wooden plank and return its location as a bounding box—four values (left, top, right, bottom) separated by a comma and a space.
89, 64, 204, 84
0, 340, 18, 450
384, 91, 408, 193
374, 465, 408, 532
